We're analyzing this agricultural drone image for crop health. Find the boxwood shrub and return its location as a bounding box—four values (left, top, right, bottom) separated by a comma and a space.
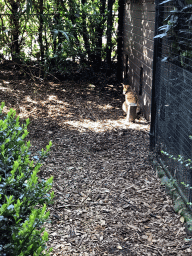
0, 102, 54, 256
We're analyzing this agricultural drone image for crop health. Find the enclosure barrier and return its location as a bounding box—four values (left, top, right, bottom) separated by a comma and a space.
150, 0, 192, 210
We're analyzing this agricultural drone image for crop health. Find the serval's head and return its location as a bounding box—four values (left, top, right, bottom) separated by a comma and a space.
122, 84, 131, 95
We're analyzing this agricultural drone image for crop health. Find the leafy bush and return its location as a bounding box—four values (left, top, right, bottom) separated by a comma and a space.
0, 102, 54, 256
155, 0, 192, 69
161, 136, 192, 205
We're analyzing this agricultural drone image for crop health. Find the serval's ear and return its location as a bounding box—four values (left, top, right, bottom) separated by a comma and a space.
122, 84, 130, 94
122, 83, 126, 92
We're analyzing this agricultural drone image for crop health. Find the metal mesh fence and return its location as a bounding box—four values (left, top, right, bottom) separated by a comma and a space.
151, 0, 192, 207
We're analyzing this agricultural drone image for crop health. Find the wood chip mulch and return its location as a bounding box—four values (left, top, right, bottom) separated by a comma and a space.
0, 67, 191, 255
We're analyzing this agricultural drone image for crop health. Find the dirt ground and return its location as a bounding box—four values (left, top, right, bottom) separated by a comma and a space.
0, 62, 191, 255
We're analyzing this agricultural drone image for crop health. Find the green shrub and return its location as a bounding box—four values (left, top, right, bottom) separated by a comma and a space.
0, 102, 54, 256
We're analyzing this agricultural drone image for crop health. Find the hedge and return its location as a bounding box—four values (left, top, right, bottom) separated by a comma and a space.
0, 102, 54, 256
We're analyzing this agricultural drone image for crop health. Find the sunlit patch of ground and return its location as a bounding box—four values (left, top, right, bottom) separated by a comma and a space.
0, 79, 149, 134
65, 118, 149, 133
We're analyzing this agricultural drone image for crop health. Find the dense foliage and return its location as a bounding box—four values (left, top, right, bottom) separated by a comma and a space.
155, 0, 192, 70
0, 0, 121, 76
0, 102, 54, 256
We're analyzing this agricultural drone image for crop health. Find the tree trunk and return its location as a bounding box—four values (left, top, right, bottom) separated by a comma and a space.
106, 0, 114, 75
68, 0, 81, 61
39, 0, 44, 61
95, 0, 106, 70
117, 0, 125, 81
10, 1, 20, 61
81, 0, 91, 61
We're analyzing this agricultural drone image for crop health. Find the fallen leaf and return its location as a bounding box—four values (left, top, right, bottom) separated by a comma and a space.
50, 232, 58, 236
147, 233, 153, 242
127, 224, 141, 232
101, 220, 105, 226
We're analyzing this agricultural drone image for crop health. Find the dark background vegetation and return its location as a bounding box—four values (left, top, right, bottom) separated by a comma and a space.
0, 0, 125, 84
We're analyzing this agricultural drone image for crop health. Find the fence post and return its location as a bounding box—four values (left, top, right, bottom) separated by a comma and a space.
150, 0, 162, 150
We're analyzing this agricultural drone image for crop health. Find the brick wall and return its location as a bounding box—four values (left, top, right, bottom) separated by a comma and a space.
123, 0, 155, 121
